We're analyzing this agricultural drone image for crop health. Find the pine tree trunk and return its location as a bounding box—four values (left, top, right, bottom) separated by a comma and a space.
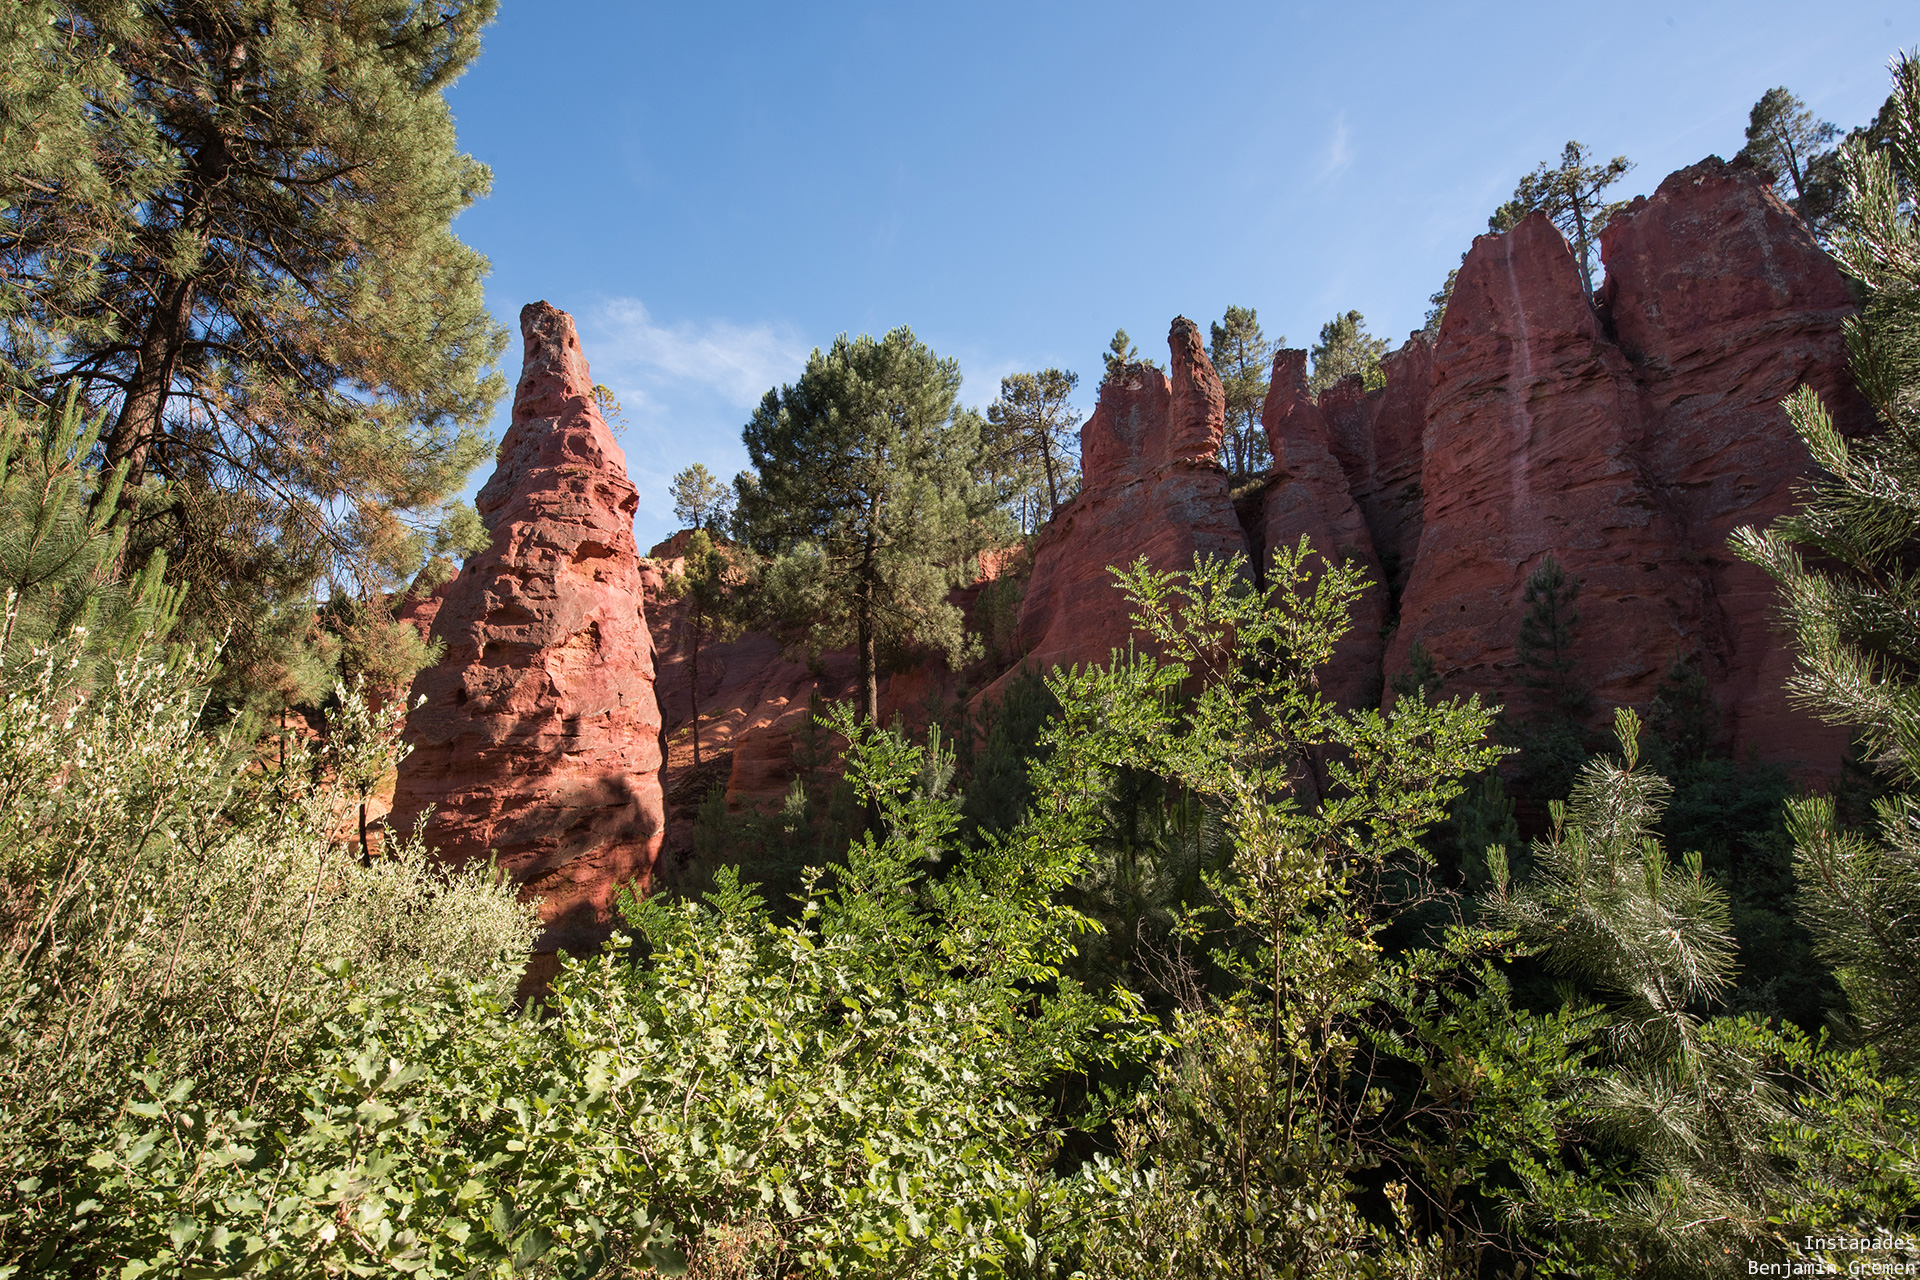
106, 275, 196, 492
859, 499, 880, 725
857, 597, 877, 727
104, 122, 231, 497
690, 616, 702, 769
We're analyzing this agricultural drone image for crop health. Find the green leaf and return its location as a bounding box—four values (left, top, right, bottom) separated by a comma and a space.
642, 1242, 688, 1276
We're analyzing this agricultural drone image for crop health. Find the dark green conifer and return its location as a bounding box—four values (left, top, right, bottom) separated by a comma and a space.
1734, 51, 1920, 1070
1, 0, 508, 706
736, 328, 991, 724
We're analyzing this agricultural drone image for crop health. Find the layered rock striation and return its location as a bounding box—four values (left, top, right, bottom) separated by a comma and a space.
1002, 318, 1244, 692
1003, 157, 1859, 773
392, 302, 665, 954
1257, 349, 1388, 707
1383, 159, 1858, 768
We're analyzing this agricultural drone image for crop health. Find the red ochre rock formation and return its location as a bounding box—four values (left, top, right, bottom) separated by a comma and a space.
1383, 210, 1713, 718
394, 569, 457, 643
1258, 350, 1388, 707
392, 302, 665, 955
1002, 158, 1855, 775
1381, 160, 1858, 771
410, 159, 1856, 919
1318, 337, 1431, 601
1598, 156, 1862, 769
997, 318, 1244, 697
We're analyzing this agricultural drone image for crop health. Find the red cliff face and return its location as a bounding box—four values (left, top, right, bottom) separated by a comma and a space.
1000, 317, 1244, 694
1001, 160, 1853, 776
1598, 156, 1861, 769
1384, 212, 1712, 718
1317, 337, 1432, 602
1258, 350, 1388, 707
1375, 161, 1860, 772
392, 301, 665, 955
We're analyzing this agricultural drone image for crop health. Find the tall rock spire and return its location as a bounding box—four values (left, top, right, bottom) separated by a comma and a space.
392, 301, 665, 956
992, 317, 1244, 702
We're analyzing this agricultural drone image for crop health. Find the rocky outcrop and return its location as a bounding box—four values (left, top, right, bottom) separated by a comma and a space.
391, 161, 1856, 952
1383, 212, 1712, 718
1258, 350, 1388, 707
1318, 337, 1432, 602
392, 302, 665, 954
1377, 160, 1860, 771
997, 159, 1853, 775
395, 567, 457, 643
1597, 155, 1861, 768
999, 318, 1244, 693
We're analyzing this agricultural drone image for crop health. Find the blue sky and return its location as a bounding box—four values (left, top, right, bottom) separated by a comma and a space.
442, 1, 1917, 551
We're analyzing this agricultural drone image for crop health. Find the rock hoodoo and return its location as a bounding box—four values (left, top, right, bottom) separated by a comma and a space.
1002, 317, 1245, 692
995, 157, 1859, 773
392, 302, 665, 955
1257, 348, 1388, 708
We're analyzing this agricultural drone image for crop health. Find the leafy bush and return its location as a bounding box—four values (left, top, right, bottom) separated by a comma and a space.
0, 630, 536, 1274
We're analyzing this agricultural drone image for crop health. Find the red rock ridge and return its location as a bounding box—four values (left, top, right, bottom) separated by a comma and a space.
1376, 161, 1859, 772
1384, 212, 1711, 720
995, 317, 1244, 699
1316, 337, 1432, 602
1258, 350, 1388, 707
1598, 155, 1860, 768
392, 301, 665, 955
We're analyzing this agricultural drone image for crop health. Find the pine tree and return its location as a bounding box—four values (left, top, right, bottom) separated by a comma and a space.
1, 0, 508, 703
0, 384, 181, 681
1490, 141, 1633, 295
737, 328, 989, 724
666, 529, 748, 769
1209, 306, 1276, 480
1732, 51, 1920, 1072
1102, 327, 1160, 379
1736, 87, 1841, 231
1508, 554, 1593, 805
1481, 710, 1791, 1273
1390, 638, 1442, 704
982, 368, 1081, 530
1307, 310, 1387, 397
1423, 258, 1466, 336
669, 463, 735, 533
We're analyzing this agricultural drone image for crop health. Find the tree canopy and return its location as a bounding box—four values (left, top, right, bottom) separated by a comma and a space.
1307, 309, 1387, 397
0, 0, 508, 707
668, 462, 734, 533
981, 368, 1081, 532
736, 328, 990, 723
1737, 86, 1843, 232
1210, 305, 1276, 479
1490, 140, 1633, 295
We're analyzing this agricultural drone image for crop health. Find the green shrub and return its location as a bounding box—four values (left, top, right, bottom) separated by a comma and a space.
0, 630, 536, 1274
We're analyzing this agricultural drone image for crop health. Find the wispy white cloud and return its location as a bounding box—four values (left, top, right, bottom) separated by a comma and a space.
558, 300, 809, 546
1318, 114, 1354, 181
959, 356, 1026, 413
589, 299, 808, 409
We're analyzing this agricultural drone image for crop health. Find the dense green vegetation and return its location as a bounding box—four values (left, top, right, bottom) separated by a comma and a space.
4, 9, 1920, 1276
735, 328, 999, 725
